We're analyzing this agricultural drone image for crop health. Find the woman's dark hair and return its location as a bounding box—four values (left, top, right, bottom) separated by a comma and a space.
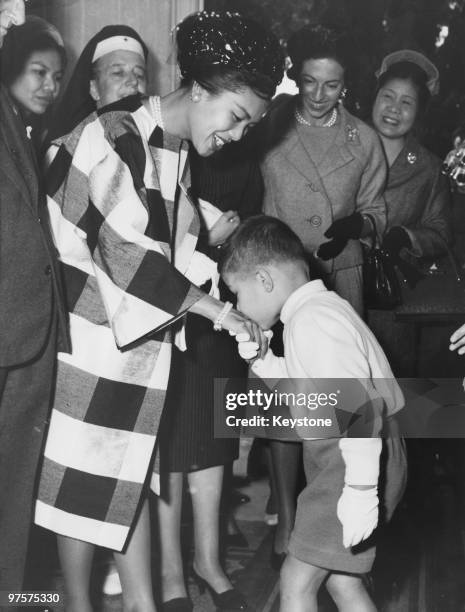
1, 20, 66, 87
376, 61, 431, 116
180, 64, 277, 101
176, 11, 284, 101
286, 24, 355, 85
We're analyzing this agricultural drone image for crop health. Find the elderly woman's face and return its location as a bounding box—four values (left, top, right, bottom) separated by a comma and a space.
372, 77, 418, 140
9, 48, 63, 115
90, 49, 147, 108
298, 57, 344, 123
189, 85, 268, 157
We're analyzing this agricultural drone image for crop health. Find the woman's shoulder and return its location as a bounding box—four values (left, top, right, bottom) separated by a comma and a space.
412, 137, 443, 171
339, 108, 384, 163
265, 94, 296, 130
255, 94, 296, 152
341, 108, 380, 144
50, 110, 99, 151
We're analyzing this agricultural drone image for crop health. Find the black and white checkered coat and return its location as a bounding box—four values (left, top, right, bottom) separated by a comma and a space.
35, 96, 204, 551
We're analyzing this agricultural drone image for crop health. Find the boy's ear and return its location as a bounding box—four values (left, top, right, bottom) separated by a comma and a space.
256, 267, 274, 292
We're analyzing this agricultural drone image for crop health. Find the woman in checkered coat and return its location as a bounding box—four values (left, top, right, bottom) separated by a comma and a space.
35, 13, 284, 612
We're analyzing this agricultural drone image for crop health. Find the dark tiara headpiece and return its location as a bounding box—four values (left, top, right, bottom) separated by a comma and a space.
175, 10, 284, 88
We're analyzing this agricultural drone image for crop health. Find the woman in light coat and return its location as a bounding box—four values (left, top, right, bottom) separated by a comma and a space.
258, 24, 387, 564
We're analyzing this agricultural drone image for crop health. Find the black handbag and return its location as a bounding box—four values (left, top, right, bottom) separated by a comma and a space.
395, 234, 465, 320
363, 215, 402, 310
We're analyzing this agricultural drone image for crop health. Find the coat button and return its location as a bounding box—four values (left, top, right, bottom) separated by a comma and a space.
308, 215, 322, 227
308, 182, 319, 192
45, 265, 52, 276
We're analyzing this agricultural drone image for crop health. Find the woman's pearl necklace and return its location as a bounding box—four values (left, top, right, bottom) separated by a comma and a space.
153, 95, 165, 129
294, 106, 338, 128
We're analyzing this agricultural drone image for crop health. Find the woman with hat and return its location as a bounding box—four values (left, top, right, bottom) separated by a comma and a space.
368, 49, 452, 375
34, 11, 283, 612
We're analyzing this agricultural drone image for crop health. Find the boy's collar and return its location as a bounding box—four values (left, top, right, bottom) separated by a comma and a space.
280, 279, 327, 324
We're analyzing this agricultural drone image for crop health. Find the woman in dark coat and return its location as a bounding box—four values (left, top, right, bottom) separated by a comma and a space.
368, 50, 452, 376
158, 139, 264, 611
0, 7, 69, 596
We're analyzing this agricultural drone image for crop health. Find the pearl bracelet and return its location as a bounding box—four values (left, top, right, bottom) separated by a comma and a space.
213, 301, 233, 331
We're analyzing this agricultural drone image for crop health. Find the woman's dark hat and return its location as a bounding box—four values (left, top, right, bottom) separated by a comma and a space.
175, 10, 284, 88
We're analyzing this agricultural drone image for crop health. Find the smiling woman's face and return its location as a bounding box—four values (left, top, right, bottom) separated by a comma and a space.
9, 48, 63, 115
298, 57, 345, 124
188, 85, 269, 157
372, 77, 419, 141
90, 49, 147, 108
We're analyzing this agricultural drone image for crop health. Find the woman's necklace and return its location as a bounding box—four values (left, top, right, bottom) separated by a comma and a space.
152, 95, 165, 130
294, 106, 338, 128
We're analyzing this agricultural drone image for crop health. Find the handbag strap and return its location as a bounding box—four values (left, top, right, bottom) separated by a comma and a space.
363, 213, 381, 248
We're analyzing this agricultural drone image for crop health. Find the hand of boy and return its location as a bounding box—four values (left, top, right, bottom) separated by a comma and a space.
231, 330, 277, 366
233, 331, 260, 360
337, 485, 379, 548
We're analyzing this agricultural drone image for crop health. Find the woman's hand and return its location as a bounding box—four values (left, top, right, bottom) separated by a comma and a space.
324, 212, 364, 241
208, 210, 240, 247
382, 226, 411, 257
189, 294, 267, 359
316, 237, 347, 261
449, 323, 465, 355
221, 308, 268, 360
0, 0, 25, 46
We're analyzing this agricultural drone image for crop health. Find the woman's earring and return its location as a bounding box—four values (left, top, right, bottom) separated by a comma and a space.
191, 91, 200, 103
339, 88, 348, 105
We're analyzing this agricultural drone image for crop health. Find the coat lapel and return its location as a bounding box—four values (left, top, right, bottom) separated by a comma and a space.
0, 86, 39, 211
390, 134, 422, 179
276, 107, 357, 186
317, 108, 356, 178
280, 125, 325, 189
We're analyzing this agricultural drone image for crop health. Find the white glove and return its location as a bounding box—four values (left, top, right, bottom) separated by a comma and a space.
230, 329, 272, 362
231, 330, 288, 379
339, 438, 382, 486
337, 485, 379, 548
250, 347, 288, 379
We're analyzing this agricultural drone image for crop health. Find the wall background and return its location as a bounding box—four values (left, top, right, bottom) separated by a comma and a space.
28, 0, 204, 94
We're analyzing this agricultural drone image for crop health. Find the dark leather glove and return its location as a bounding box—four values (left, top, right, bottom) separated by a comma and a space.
316, 237, 348, 261
382, 226, 411, 257
324, 212, 364, 241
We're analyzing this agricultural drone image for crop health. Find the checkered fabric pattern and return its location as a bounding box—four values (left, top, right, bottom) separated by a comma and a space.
35, 95, 204, 551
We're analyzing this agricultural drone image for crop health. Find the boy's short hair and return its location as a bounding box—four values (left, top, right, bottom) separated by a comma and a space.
219, 215, 308, 276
